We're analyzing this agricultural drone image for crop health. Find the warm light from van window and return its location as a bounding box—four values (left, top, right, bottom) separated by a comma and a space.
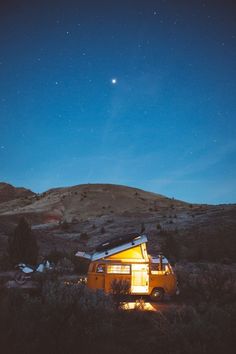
107, 264, 130, 274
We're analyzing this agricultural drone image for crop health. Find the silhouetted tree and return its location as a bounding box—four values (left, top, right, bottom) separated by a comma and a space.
8, 217, 38, 265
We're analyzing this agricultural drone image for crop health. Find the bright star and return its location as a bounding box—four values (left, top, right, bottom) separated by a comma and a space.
111, 78, 117, 84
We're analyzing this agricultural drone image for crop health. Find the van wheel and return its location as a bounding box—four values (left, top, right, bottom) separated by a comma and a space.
150, 288, 164, 302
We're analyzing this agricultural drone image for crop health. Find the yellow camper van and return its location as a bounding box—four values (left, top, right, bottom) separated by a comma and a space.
76, 234, 178, 301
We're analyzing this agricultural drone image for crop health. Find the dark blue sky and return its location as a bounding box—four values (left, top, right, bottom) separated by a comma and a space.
0, 0, 236, 204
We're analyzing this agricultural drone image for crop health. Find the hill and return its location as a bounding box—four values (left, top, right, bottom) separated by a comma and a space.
0, 183, 235, 261
0, 182, 35, 203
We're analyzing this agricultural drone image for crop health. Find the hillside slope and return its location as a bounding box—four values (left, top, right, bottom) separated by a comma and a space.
0, 183, 235, 260
0, 182, 34, 203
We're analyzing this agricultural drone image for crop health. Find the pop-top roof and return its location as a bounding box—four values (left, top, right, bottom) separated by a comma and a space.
95, 233, 140, 252
75, 234, 148, 261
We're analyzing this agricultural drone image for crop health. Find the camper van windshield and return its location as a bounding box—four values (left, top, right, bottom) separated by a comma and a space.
151, 263, 171, 275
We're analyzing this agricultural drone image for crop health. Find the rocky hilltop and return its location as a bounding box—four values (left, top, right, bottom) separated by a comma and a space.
0, 182, 35, 203
0, 183, 235, 261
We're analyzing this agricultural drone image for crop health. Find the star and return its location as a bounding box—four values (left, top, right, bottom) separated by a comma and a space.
111, 78, 117, 84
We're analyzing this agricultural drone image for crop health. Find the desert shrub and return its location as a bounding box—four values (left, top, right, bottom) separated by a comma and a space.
42, 281, 108, 308
31, 268, 59, 288
46, 250, 89, 275
157, 225, 236, 263
180, 230, 236, 262
110, 279, 130, 294
46, 249, 67, 264
55, 257, 74, 274
60, 220, 69, 230
134, 298, 146, 311
80, 232, 89, 240
0, 282, 115, 354
0, 281, 235, 354
72, 256, 90, 274
110, 279, 130, 308
176, 264, 236, 305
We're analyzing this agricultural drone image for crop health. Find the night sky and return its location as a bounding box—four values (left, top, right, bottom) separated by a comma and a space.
0, 0, 236, 204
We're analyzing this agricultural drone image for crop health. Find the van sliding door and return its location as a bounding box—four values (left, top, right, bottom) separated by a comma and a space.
131, 264, 149, 294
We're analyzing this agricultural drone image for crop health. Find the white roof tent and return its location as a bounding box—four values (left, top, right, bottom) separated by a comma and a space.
75, 234, 148, 262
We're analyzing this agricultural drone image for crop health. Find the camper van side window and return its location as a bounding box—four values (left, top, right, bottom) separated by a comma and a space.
96, 264, 105, 273
107, 264, 130, 274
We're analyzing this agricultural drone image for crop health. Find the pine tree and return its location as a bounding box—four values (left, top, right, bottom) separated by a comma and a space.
8, 217, 38, 265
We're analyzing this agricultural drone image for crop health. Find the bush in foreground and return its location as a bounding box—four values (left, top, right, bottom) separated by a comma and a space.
176, 263, 236, 305
0, 265, 235, 354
